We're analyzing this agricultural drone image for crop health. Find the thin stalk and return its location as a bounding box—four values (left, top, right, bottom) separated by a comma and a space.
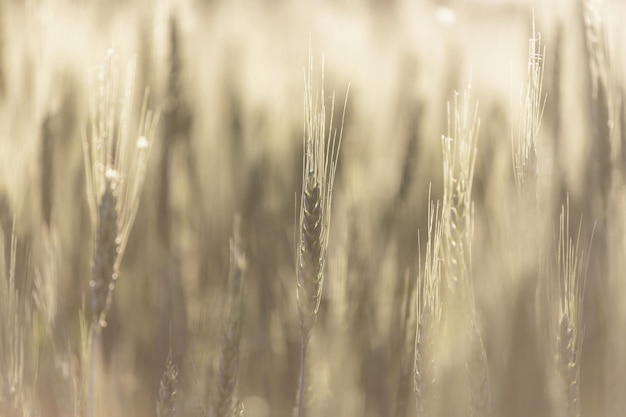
87, 326, 100, 417
296, 339, 309, 417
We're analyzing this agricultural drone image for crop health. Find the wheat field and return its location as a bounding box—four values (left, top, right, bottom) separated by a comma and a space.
0, 0, 625, 417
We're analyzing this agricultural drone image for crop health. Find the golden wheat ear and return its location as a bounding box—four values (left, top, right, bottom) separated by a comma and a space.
415, 195, 444, 417
82, 50, 158, 327
83, 50, 158, 417
513, 16, 545, 196
295, 45, 348, 417
549, 197, 586, 417
441, 85, 493, 416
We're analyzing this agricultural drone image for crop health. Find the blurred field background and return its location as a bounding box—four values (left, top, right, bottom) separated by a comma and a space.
1, 0, 626, 416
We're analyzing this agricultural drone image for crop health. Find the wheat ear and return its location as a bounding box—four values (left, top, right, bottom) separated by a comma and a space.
0, 221, 25, 415
580, 4, 626, 414
550, 198, 585, 417
582, 0, 619, 203
83, 50, 158, 327
157, 348, 179, 417
442, 87, 492, 417
512, 16, 546, 195
213, 217, 246, 417
82, 50, 158, 417
415, 194, 444, 417
295, 46, 348, 417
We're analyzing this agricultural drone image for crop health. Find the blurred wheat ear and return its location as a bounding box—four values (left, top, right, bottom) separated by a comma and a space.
295, 46, 348, 417
82, 50, 158, 327
580, 2, 626, 415
212, 216, 246, 417
157, 349, 179, 417
0, 221, 25, 416
82, 50, 159, 417
441, 86, 493, 417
